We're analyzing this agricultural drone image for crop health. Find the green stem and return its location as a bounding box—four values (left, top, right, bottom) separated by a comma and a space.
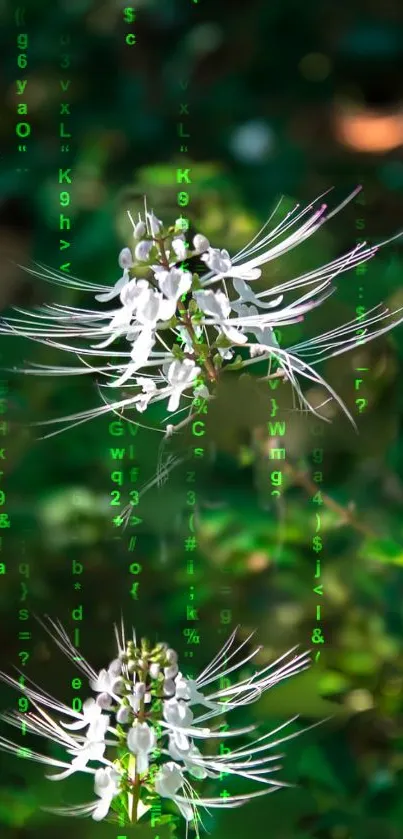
183, 312, 218, 384
154, 234, 219, 385
130, 660, 148, 823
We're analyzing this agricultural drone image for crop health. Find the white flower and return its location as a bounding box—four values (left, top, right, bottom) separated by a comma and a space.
163, 698, 195, 751
136, 288, 163, 326
92, 278, 151, 350
194, 289, 248, 345
234, 302, 279, 350
0, 617, 313, 830
47, 711, 110, 781
194, 288, 230, 319
201, 247, 232, 274
61, 697, 105, 730
94, 248, 133, 303
2, 188, 403, 438
111, 328, 156, 388
168, 737, 210, 780
165, 358, 201, 412
173, 627, 311, 713
132, 377, 158, 413
154, 761, 194, 821
120, 278, 150, 312
90, 665, 124, 699
156, 267, 192, 319
127, 721, 156, 774
93, 766, 121, 821
231, 277, 284, 311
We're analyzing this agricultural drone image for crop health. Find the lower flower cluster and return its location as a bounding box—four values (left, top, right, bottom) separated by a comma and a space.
0, 618, 312, 832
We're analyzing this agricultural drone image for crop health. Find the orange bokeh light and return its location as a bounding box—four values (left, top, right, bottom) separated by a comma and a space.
334, 107, 403, 152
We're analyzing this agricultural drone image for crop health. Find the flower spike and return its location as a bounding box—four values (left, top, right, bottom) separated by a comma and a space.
0, 618, 313, 832
2, 189, 401, 436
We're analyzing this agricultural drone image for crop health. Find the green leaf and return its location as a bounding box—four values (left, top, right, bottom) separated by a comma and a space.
223, 354, 244, 371
171, 344, 185, 360
257, 669, 348, 718
0, 787, 38, 827
214, 333, 233, 349
297, 744, 346, 793
358, 537, 403, 566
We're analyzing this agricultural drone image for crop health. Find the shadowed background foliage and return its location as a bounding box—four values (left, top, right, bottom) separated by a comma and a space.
1, 1, 403, 838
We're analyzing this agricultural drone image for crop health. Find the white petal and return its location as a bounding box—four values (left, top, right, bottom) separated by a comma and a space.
95, 273, 129, 303
137, 290, 163, 325
194, 289, 230, 319
92, 796, 111, 821
171, 238, 188, 261
221, 324, 248, 344
167, 389, 181, 413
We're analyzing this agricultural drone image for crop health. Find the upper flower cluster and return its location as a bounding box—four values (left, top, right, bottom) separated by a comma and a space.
0, 618, 311, 832
2, 191, 402, 436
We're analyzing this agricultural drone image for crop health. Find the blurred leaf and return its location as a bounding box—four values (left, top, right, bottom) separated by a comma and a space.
358, 538, 403, 566
298, 744, 346, 793
256, 669, 346, 718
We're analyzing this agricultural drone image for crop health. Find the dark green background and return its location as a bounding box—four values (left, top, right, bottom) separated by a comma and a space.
1, 1, 403, 838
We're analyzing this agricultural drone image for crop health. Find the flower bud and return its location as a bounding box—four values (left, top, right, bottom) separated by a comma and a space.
163, 678, 176, 697
193, 234, 209, 253
165, 648, 178, 665
147, 211, 162, 236
118, 247, 134, 269
149, 662, 160, 679
174, 217, 189, 233
164, 664, 178, 680
134, 682, 146, 699
133, 220, 146, 239
111, 677, 125, 695
116, 705, 130, 724
135, 240, 153, 262
108, 659, 122, 677
96, 692, 113, 709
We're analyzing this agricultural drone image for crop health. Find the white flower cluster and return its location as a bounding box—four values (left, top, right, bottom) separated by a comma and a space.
2, 190, 402, 436
0, 618, 311, 831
